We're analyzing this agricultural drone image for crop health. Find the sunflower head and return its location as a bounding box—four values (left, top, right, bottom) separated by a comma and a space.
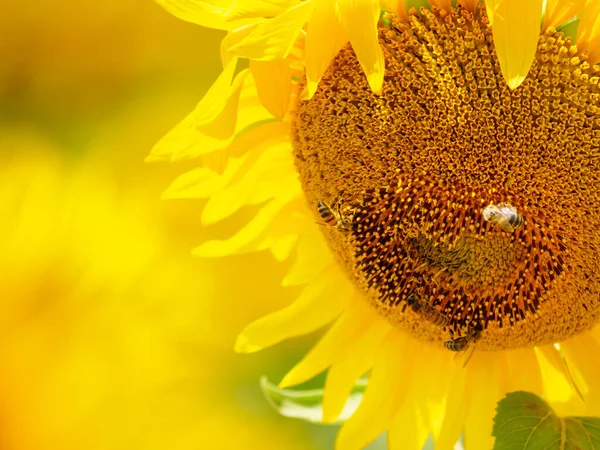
292, 4, 600, 351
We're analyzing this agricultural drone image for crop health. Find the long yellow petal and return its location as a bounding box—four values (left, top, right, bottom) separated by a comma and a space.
561, 333, 600, 416
201, 144, 295, 224
543, 0, 585, 30
504, 348, 543, 396
387, 394, 429, 450
321, 318, 390, 423
338, 0, 385, 94
463, 353, 504, 450
227, 1, 313, 61
250, 59, 293, 119
193, 191, 299, 257
225, 0, 302, 20
489, 0, 544, 89
577, 0, 600, 64
234, 268, 347, 353
155, 0, 301, 29
536, 344, 585, 405
154, 0, 252, 30
336, 332, 416, 450
282, 226, 333, 287
148, 61, 240, 162
433, 359, 468, 450
304, 0, 349, 99
279, 298, 373, 388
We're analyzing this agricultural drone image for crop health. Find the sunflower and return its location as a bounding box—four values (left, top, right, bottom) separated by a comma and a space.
151, 0, 600, 448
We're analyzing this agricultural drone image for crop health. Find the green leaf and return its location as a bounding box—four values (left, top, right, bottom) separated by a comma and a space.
259, 376, 367, 424
493, 391, 600, 450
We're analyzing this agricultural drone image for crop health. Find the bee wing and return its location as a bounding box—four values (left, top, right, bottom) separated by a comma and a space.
461, 346, 477, 368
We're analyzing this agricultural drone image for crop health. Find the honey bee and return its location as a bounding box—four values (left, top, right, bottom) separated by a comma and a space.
445, 328, 482, 368
317, 199, 352, 230
482, 202, 524, 232
407, 292, 448, 328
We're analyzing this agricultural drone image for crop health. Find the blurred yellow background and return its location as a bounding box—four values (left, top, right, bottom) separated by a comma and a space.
0, 1, 345, 449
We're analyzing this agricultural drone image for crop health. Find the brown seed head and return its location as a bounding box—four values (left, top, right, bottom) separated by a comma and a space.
292, 6, 600, 350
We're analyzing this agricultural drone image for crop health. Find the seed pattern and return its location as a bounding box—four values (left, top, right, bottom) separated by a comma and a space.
292, 6, 600, 348
350, 175, 566, 333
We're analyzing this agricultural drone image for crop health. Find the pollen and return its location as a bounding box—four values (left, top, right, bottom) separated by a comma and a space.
292, 6, 600, 350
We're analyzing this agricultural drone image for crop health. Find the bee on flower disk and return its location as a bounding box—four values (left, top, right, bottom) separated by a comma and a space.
445, 328, 482, 368
482, 202, 524, 232
317, 199, 352, 231
407, 292, 448, 328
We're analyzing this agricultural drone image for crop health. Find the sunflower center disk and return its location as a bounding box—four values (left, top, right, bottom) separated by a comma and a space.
292, 7, 600, 350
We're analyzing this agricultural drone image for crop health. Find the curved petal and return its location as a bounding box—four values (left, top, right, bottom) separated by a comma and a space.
338, 0, 385, 94
201, 143, 295, 224
227, 1, 313, 61
387, 393, 429, 450
234, 267, 347, 353
282, 224, 334, 287
279, 297, 375, 388
561, 333, 600, 416
504, 348, 543, 396
322, 318, 391, 423
543, 0, 585, 30
305, 0, 349, 99
336, 331, 417, 450
490, 0, 544, 89
434, 357, 469, 449
577, 0, 600, 64
154, 0, 255, 30
463, 352, 505, 450
250, 59, 293, 119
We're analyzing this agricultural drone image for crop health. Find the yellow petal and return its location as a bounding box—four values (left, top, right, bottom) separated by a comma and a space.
234, 268, 347, 353
154, 0, 255, 30
155, 0, 302, 29
504, 348, 543, 396
404, 346, 452, 437
577, 0, 600, 64
484, 0, 498, 25
201, 143, 295, 224
338, 0, 385, 94
250, 59, 293, 119
149, 70, 275, 163
322, 318, 390, 423
279, 298, 375, 388
225, 0, 302, 20
536, 344, 584, 405
193, 189, 299, 257
561, 334, 600, 415
489, 0, 544, 89
304, 0, 349, 99
336, 332, 416, 450
543, 0, 585, 30
387, 394, 429, 450
227, 1, 313, 61
163, 120, 290, 200
162, 158, 245, 200
433, 360, 468, 450
464, 353, 505, 450
148, 61, 241, 162
282, 225, 333, 287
